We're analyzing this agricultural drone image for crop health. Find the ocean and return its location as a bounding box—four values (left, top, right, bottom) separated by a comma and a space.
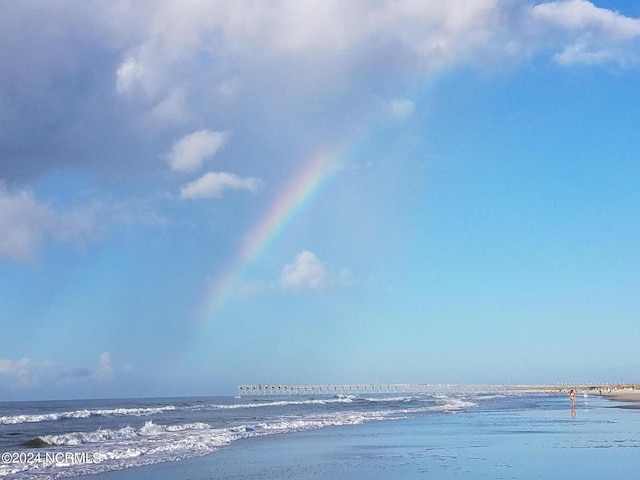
0, 392, 638, 479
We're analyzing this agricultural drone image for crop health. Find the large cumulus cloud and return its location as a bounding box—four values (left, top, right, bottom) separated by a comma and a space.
2, 1, 640, 262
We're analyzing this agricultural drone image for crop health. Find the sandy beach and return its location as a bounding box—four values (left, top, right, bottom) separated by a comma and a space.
603, 388, 640, 409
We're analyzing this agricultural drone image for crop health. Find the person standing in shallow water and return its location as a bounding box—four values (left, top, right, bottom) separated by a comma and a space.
569, 389, 576, 407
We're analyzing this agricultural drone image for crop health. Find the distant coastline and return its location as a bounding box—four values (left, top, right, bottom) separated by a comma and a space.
515, 383, 640, 394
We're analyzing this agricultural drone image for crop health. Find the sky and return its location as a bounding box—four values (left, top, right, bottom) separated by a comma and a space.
1, 0, 640, 401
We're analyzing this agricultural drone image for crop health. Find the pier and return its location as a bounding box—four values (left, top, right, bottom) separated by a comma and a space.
238, 383, 534, 396
237, 383, 619, 396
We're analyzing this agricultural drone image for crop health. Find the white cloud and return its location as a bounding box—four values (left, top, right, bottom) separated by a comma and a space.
280, 251, 354, 291
116, 56, 145, 95
180, 171, 261, 199
168, 129, 229, 173
0, 185, 165, 263
532, 0, 640, 38
94, 352, 113, 383
116, 1, 349, 85
109, 0, 518, 134
389, 98, 416, 120
0, 358, 37, 388
337, 268, 354, 287
149, 87, 190, 126
531, 0, 640, 65
111, 1, 640, 118
0, 354, 118, 391
0, 186, 98, 262
553, 41, 622, 65
0, 188, 53, 262
281, 250, 327, 291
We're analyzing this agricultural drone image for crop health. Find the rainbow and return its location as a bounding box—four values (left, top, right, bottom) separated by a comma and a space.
197, 149, 341, 323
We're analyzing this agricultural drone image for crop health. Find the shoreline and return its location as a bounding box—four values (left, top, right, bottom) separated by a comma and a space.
602, 389, 640, 409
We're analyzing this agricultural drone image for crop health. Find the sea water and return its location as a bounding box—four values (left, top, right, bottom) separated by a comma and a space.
0, 393, 638, 479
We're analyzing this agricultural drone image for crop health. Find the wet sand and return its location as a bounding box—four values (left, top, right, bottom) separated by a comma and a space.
603, 389, 640, 409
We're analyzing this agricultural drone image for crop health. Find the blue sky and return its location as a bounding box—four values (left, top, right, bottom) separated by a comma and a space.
1, 0, 640, 400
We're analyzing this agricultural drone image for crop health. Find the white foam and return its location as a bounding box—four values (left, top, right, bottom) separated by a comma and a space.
15, 410, 391, 478
14, 421, 237, 477
205, 396, 355, 410
207, 393, 434, 410
7, 396, 476, 479
362, 395, 419, 403
0, 405, 176, 425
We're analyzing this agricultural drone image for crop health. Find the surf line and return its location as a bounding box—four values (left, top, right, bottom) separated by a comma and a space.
197, 149, 342, 324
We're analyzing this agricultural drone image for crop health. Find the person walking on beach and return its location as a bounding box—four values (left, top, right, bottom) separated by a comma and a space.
569, 389, 576, 407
